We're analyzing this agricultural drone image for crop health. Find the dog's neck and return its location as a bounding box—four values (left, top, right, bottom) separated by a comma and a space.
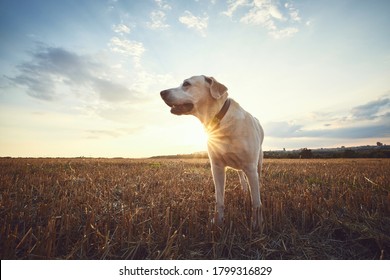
203, 98, 231, 132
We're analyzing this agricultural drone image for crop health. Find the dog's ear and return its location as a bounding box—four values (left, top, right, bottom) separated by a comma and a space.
204, 76, 228, 99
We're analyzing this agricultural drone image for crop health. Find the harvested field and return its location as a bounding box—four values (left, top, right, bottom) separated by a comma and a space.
0, 158, 389, 259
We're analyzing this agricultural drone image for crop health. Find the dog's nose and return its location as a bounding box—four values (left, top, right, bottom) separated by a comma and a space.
160, 90, 169, 99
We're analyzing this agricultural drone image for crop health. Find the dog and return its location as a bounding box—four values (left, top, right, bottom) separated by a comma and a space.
160, 75, 264, 228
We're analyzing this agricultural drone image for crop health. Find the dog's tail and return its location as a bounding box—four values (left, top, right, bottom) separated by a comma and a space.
258, 123, 264, 176
258, 149, 263, 176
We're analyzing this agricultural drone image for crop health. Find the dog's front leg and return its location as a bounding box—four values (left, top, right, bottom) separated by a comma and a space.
211, 164, 226, 225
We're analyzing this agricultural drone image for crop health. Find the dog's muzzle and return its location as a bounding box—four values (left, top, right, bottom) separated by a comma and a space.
160, 90, 194, 115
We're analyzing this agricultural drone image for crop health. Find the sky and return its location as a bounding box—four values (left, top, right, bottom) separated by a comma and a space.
0, 0, 389, 158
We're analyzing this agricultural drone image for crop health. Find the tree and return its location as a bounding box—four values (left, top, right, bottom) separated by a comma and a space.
299, 148, 313, 159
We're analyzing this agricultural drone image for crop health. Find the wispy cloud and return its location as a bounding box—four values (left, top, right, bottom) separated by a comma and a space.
146, 0, 171, 30
179, 11, 208, 37
85, 126, 142, 139
109, 37, 145, 66
223, 0, 249, 17
112, 23, 131, 34
284, 2, 301, 22
269, 27, 298, 39
147, 10, 170, 30
155, 0, 172, 11
223, 0, 302, 38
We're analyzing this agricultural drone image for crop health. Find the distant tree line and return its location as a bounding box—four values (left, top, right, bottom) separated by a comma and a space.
151, 145, 390, 160
264, 145, 390, 159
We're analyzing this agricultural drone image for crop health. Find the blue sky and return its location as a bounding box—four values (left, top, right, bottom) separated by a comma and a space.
0, 0, 389, 157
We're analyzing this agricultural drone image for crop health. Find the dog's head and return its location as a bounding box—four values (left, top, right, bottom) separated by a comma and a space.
160, 75, 228, 116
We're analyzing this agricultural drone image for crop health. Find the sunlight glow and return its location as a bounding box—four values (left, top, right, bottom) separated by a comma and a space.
180, 120, 208, 152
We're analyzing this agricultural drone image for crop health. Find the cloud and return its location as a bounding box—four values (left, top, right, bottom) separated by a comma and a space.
351, 96, 390, 120
179, 11, 208, 37
265, 96, 390, 139
112, 23, 131, 34
7, 46, 136, 103
92, 79, 138, 102
223, 0, 249, 17
264, 121, 303, 138
147, 10, 170, 30
266, 121, 390, 139
224, 0, 302, 38
8, 70, 56, 101
284, 2, 301, 22
269, 27, 298, 39
85, 126, 142, 139
155, 0, 171, 11
109, 37, 145, 58
147, 0, 172, 30
8, 47, 94, 100
303, 123, 390, 139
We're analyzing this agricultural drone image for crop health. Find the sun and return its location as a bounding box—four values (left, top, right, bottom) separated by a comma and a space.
180, 119, 208, 152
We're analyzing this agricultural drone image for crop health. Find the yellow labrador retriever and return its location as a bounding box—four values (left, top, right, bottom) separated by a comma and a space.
160, 75, 264, 228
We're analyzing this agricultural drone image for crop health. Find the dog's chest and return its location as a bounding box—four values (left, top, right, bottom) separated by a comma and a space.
207, 138, 249, 170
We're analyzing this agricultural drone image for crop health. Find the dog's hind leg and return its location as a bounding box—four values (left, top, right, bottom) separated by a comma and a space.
245, 166, 263, 230
211, 164, 226, 225
238, 171, 249, 193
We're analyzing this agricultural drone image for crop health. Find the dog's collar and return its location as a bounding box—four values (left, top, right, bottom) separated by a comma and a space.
206, 98, 231, 131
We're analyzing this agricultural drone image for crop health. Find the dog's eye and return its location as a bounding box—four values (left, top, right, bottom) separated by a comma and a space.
182, 81, 191, 87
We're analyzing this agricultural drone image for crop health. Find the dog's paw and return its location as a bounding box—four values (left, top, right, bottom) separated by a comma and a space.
211, 212, 224, 227
252, 207, 264, 232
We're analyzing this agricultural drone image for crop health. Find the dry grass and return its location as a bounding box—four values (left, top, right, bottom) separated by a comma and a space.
0, 158, 389, 259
